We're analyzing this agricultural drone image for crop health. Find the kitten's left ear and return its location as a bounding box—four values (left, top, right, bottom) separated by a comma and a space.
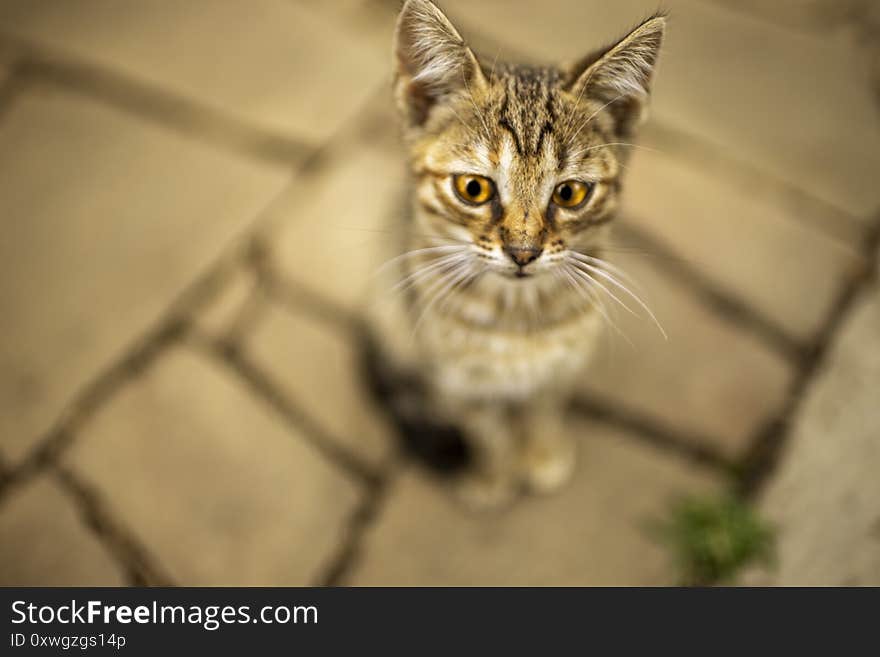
567, 14, 666, 135
393, 0, 488, 127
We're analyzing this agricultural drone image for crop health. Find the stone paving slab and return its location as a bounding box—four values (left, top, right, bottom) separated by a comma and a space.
191, 263, 261, 341
0, 476, 124, 586
0, 42, 12, 85
438, 0, 880, 219
351, 419, 717, 586
623, 149, 862, 342
867, 1, 880, 28
711, 0, 858, 32
63, 346, 360, 586
272, 145, 405, 314
577, 251, 793, 457
745, 275, 880, 585
0, 0, 387, 145
0, 85, 287, 465
243, 302, 394, 468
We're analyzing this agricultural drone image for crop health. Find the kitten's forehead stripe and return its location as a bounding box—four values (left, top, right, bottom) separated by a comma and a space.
496, 65, 563, 158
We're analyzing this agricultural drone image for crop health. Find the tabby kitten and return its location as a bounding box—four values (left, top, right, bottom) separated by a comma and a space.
369, 0, 665, 507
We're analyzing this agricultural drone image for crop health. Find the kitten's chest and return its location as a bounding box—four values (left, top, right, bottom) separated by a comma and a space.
423, 305, 600, 402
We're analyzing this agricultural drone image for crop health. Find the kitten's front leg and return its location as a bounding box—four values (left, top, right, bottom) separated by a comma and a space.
516, 400, 577, 494
451, 402, 519, 509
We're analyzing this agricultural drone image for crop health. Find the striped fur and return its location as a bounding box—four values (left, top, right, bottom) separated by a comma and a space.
371, 0, 665, 506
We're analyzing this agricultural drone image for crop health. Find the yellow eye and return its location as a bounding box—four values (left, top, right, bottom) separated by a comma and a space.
552, 180, 592, 208
453, 174, 495, 205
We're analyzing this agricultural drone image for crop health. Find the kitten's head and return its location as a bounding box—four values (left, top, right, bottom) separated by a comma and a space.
393, 0, 665, 279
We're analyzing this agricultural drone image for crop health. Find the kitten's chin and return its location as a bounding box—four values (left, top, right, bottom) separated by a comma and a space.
490, 268, 531, 281
487, 264, 550, 282
500, 267, 551, 282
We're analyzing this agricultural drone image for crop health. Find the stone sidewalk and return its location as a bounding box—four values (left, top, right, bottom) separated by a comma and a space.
0, 0, 878, 586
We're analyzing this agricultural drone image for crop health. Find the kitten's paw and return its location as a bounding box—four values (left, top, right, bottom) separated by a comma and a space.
519, 437, 577, 495
453, 472, 519, 511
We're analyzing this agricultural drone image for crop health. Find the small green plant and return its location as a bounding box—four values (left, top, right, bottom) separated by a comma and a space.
650, 494, 776, 586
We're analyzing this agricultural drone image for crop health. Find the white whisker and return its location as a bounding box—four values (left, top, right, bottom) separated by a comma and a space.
412, 262, 476, 334
376, 244, 466, 276
391, 252, 470, 294
559, 264, 630, 344
569, 258, 667, 339
438, 266, 482, 315
408, 264, 460, 323
568, 251, 644, 294
569, 261, 638, 317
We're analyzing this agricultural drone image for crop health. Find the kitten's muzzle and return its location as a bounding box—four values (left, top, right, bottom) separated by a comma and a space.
504, 245, 543, 268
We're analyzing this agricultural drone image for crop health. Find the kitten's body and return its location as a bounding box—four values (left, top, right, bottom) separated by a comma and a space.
369, 0, 665, 506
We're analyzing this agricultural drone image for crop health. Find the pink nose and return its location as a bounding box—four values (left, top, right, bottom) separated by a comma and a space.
504, 246, 542, 267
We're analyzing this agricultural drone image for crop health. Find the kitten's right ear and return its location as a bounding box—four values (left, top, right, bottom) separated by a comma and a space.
393, 0, 487, 127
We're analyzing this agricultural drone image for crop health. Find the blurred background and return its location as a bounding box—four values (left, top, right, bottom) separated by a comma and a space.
1, 0, 878, 586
